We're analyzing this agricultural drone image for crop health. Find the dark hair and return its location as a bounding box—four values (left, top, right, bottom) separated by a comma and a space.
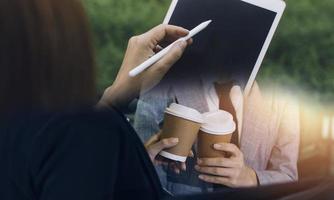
0, 0, 96, 113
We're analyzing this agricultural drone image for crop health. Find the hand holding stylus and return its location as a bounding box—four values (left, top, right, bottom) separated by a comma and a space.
99, 24, 192, 109
129, 20, 212, 77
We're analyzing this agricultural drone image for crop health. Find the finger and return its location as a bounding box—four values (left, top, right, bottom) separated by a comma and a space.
155, 155, 178, 167
188, 150, 194, 158
154, 45, 163, 53
198, 157, 236, 168
159, 37, 192, 48
149, 40, 188, 76
159, 161, 169, 167
148, 138, 179, 158
155, 160, 165, 166
169, 162, 181, 174
144, 133, 160, 148
174, 167, 181, 174
146, 24, 189, 46
213, 143, 241, 158
180, 162, 187, 171
198, 175, 231, 186
187, 38, 193, 45
195, 166, 236, 177
155, 156, 170, 166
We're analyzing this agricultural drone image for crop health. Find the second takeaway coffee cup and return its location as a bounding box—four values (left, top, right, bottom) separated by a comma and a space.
198, 110, 236, 158
159, 103, 204, 162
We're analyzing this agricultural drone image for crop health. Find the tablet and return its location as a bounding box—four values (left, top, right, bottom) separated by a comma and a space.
163, 0, 286, 96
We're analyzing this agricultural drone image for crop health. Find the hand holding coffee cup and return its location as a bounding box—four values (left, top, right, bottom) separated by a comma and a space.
159, 103, 204, 162
145, 132, 179, 163
198, 110, 236, 158
146, 135, 196, 173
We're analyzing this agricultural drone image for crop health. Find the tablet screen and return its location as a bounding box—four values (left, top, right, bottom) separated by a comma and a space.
166, 0, 277, 88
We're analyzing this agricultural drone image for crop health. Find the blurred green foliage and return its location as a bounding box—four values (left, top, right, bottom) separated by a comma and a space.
260, 0, 334, 102
84, 0, 169, 90
84, 0, 334, 102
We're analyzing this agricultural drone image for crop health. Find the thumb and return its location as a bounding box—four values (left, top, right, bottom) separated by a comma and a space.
148, 138, 179, 158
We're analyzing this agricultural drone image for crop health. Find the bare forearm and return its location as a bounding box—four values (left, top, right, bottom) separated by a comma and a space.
97, 24, 190, 110
97, 81, 137, 109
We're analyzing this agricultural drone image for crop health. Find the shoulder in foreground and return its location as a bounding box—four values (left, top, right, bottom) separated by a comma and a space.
59, 107, 130, 135
27, 107, 130, 146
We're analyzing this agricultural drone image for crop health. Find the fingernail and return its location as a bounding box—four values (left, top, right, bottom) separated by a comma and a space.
178, 40, 187, 49
199, 175, 204, 180
197, 159, 202, 164
171, 138, 179, 143
214, 144, 222, 149
195, 165, 200, 170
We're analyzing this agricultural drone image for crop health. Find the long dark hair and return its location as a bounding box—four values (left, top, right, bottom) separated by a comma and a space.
0, 0, 96, 113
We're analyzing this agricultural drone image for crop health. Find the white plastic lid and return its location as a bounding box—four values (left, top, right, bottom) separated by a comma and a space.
165, 103, 204, 123
200, 110, 236, 135
159, 151, 187, 162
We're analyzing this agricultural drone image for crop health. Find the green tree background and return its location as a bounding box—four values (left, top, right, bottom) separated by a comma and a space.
84, 0, 334, 103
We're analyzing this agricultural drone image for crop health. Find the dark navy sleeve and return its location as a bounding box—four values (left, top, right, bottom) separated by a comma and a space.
28, 110, 162, 200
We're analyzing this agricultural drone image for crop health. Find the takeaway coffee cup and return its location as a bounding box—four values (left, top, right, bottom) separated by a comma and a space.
159, 103, 204, 162
198, 110, 236, 158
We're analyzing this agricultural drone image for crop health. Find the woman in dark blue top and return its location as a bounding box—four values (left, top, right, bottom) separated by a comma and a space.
0, 109, 163, 199
0, 0, 191, 199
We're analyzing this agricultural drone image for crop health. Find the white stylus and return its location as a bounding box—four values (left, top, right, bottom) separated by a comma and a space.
129, 20, 212, 77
